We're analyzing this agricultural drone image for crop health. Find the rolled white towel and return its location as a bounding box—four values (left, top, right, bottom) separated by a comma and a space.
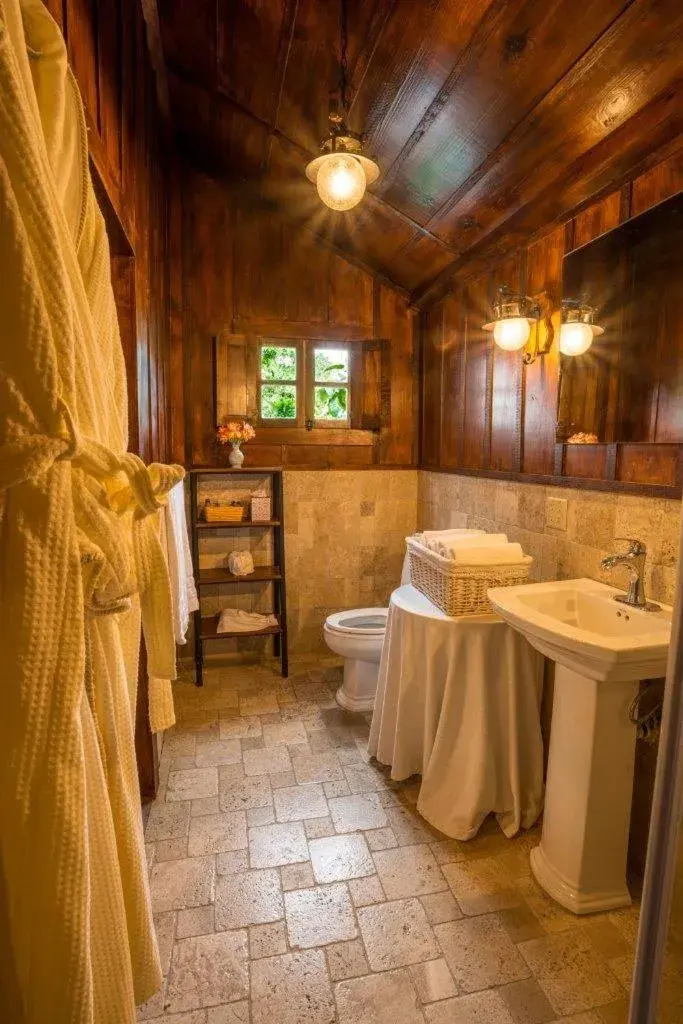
450, 542, 526, 566
422, 528, 485, 545
435, 533, 509, 558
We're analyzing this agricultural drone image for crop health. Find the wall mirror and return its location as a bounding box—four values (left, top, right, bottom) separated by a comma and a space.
556, 190, 683, 444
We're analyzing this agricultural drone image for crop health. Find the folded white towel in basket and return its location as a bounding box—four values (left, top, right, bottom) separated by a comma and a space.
422, 529, 485, 545
427, 532, 509, 558
449, 542, 526, 566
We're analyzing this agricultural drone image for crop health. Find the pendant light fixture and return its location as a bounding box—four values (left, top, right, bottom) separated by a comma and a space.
305, 0, 379, 211
559, 299, 604, 356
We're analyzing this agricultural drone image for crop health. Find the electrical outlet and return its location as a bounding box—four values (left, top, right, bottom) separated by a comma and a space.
546, 496, 568, 532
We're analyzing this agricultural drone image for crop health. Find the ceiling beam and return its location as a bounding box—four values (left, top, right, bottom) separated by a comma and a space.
140, 0, 171, 125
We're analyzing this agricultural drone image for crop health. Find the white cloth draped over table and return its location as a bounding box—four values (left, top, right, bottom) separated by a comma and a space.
369, 586, 544, 840
0, 2, 183, 1021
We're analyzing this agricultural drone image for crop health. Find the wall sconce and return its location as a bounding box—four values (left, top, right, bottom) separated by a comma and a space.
483, 285, 553, 364
559, 299, 603, 356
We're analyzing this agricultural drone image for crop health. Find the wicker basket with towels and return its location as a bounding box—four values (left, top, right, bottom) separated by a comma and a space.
407, 533, 532, 616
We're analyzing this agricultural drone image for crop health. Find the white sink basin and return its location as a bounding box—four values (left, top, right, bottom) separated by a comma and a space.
488, 577, 671, 681
488, 577, 672, 916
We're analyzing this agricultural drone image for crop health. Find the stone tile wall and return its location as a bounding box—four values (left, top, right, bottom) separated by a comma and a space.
419, 473, 681, 606
191, 470, 419, 655
187, 469, 680, 658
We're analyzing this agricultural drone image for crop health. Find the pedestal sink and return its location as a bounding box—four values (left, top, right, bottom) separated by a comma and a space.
488, 578, 671, 914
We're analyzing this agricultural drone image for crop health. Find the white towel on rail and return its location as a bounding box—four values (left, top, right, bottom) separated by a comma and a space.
165, 481, 199, 643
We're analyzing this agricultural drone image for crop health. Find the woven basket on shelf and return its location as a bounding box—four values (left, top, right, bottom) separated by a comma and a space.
406, 534, 532, 616
204, 504, 245, 523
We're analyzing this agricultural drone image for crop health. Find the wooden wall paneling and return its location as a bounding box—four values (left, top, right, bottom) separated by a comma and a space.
631, 148, 683, 216
569, 190, 622, 251
461, 272, 492, 470
377, 286, 416, 466
420, 303, 444, 468
233, 203, 286, 324
168, 156, 185, 464
489, 253, 524, 472
522, 227, 563, 476
97, 1, 124, 181
617, 444, 680, 488
65, 0, 100, 137
283, 228, 329, 325
440, 289, 466, 470
563, 443, 614, 481
182, 171, 234, 464
328, 256, 374, 327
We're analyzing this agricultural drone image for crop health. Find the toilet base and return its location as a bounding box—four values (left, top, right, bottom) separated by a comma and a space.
335, 658, 380, 713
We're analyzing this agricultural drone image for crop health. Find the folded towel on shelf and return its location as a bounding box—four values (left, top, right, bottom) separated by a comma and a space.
217, 609, 278, 633
449, 542, 526, 566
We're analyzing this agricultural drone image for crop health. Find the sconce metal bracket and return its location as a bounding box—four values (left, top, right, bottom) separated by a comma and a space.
522, 290, 554, 365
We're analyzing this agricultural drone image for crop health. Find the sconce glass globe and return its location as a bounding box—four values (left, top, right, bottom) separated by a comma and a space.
315, 154, 366, 211
559, 321, 594, 356
493, 316, 531, 351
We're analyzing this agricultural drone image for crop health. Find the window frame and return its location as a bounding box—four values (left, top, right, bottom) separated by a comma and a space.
306, 340, 352, 430
256, 339, 304, 427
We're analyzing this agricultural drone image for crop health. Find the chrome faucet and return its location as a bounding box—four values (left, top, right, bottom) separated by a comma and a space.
600, 538, 658, 610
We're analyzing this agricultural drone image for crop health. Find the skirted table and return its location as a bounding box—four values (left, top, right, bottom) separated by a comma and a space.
368, 585, 544, 840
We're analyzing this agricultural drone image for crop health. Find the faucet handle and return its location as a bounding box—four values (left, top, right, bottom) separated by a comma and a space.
615, 537, 647, 556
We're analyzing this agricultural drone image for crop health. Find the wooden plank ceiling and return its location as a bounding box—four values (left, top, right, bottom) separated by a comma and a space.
158, 0, 683, 303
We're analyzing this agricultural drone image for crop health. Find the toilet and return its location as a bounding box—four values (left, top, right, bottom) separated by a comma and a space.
323, 608, 388, 712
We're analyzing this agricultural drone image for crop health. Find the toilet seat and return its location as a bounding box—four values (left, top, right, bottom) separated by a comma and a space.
324, 607, 388, 635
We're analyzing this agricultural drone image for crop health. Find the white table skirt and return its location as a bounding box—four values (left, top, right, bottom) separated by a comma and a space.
368, 585, 544, 840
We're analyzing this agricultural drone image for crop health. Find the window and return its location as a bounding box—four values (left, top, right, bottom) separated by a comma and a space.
312, 346, 349, 423
259, 344, 298, 420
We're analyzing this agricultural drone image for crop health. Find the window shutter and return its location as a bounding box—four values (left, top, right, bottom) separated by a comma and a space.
350, 338, 391, 431
213, 332, 258, 425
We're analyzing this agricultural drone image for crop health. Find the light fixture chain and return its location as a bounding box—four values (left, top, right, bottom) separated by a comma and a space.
339, 0, 349, 114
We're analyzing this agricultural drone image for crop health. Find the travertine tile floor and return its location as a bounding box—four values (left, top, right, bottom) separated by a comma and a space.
139, 655, 639, 1024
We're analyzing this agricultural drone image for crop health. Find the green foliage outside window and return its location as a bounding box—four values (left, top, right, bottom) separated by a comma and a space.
261, 384, 296, 419
314, 386, 348, 420
260, 345, 297, 381
260, 345, 297, 419
314, 348, 348, 383
314, 348, 349, 421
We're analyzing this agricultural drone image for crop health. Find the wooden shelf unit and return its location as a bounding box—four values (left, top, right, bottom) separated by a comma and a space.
189, 467, 288, 685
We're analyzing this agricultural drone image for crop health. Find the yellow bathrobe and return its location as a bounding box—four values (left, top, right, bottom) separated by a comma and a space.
0, 1, 182, 1020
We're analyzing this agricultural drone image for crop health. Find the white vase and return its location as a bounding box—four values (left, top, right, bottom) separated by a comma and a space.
228, 442, 244, 468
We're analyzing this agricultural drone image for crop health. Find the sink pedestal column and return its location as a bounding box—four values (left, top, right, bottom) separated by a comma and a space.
531, 664, 638, 914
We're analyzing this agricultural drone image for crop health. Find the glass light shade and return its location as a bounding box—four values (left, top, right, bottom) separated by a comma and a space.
493, 316, 531, 351
315, 154, 366, 211
559, 321, 594, 356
